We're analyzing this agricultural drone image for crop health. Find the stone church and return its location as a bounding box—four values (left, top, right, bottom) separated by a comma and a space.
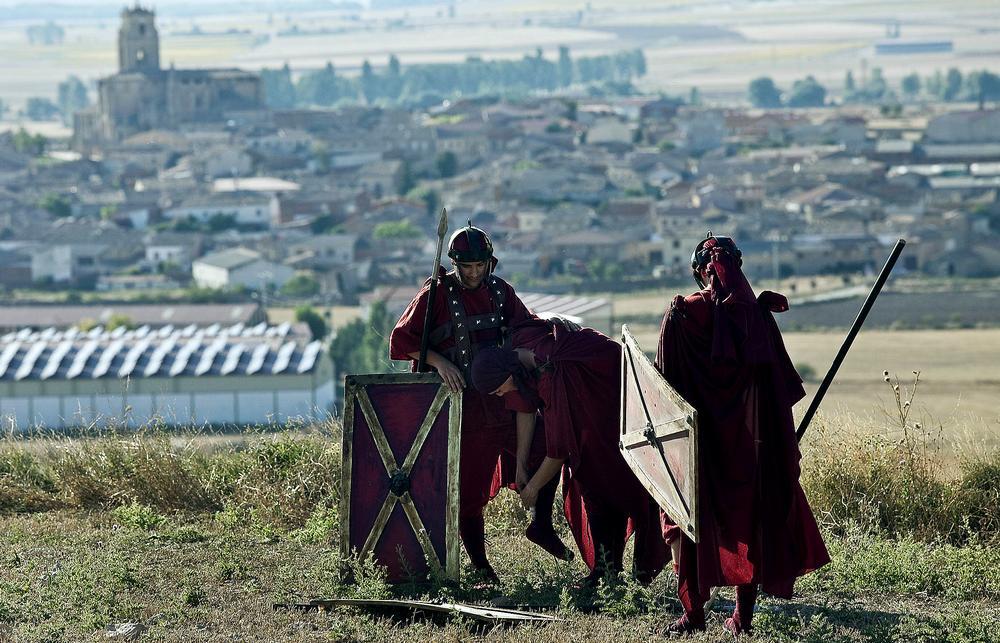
74, 6, 263, 150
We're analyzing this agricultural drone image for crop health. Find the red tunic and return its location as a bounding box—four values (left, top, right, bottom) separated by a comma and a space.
503, 321, 668, 579
656, 278, 830, 606
389, 269, 535, 517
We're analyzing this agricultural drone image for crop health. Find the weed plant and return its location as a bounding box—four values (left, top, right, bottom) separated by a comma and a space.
800, 370, 1000, 545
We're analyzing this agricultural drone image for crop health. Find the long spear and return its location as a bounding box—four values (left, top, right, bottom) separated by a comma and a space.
417, 208, 449, 372
796, 238, 906, 442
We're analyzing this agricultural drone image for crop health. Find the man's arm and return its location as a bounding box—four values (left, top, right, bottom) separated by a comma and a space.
520, 456, 565, 509
514, 411, 536, 490
405, 349, 464, 392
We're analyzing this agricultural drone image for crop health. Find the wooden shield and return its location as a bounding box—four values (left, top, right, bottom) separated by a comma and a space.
340, 373, 462, 582
619, 325, 700, 542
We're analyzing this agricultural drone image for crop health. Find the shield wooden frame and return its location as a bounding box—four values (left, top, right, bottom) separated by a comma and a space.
340, 372, 462, 581
619, 325, 700, 542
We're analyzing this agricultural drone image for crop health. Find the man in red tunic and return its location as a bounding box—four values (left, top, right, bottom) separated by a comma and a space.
469, 320, 669, 585
656, 235, 830, 636
388, 223, 569, 582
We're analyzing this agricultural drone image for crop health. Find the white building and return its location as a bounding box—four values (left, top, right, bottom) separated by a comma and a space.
192, 248, 295, 290
164, 194, 272, 228
0, 323, 334, 431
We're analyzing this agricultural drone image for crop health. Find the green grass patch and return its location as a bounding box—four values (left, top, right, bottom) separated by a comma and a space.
0, 415, 998, 640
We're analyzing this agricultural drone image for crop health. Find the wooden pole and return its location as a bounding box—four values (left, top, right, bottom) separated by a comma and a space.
417, 208, 449, 372
796, 239, 906, 442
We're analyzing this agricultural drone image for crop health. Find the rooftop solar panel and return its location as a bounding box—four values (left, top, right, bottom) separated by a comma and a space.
220, 343, 246, 375
296, 341, 323, 374
15, 342, 48, 380
144, 337, 177, 377
0, 342, 22, 378
169, 338, 202, 376
246, 343, 269, 375
195, 338, 228, 376
66, 340, 100, 379
271, 341, 297, 374
41, 340, 74, 380
118, 338, 153, 378
92, 340, 126, 378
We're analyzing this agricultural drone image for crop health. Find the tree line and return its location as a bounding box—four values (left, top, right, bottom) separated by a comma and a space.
260, 47, 647, 109
748, 67, 1000, 108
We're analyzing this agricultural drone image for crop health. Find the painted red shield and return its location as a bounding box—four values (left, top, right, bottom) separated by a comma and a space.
340, 373, 462, 582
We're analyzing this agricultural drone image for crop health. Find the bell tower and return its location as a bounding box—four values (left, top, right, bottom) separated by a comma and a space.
118, 5, 160, 73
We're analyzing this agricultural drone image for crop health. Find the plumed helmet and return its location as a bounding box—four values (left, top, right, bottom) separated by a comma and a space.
448, 221, 494, 264
691, 232, 742, 288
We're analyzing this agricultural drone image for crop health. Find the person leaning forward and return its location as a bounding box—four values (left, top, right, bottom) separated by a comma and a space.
655, 234, 830, 637
469, 319, 669, 586
388, 222, 571, 583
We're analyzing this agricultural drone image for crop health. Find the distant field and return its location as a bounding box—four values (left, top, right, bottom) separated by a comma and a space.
3, 0, 1000, 108
628, 325, 1000, 449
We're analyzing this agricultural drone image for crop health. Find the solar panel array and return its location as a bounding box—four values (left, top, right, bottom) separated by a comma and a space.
0, 323, 324, 381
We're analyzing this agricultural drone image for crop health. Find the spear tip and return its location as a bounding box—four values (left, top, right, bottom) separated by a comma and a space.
437, 207, 449, 239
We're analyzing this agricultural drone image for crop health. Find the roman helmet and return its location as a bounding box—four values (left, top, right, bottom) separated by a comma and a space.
448, 220, 494, 265
691, 232, 742, 288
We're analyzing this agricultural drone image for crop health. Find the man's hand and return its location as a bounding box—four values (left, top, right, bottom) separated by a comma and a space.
546, 314, 582, 332
410, 349, 466, 393
515, 463, 530, 492
519, 481, 539, 509
434, 359, 466, 392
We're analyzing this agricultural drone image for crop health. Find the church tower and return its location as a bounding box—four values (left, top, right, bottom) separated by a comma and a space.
118, 5, 160, 73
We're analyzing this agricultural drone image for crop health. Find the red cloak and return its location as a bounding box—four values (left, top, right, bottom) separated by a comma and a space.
389, 268, 535, 518
655, 254, 829, 606
505, 321, 669, 579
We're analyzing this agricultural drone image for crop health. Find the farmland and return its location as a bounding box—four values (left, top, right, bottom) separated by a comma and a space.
3, 0, 1000, 110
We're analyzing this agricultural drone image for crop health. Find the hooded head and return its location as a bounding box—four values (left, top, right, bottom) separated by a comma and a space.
471, 346, 542, 408
691, 232, 743, 290
471, 346, 520, 394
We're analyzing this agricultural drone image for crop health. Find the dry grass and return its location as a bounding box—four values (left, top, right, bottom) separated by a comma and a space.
0, 410, 999, 640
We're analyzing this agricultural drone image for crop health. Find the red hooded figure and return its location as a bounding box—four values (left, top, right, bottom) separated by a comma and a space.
471, 320, 669, 584
656, 235, 830, 636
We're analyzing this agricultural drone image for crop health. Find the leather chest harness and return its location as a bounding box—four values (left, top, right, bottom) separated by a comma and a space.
428, 273, 508, 378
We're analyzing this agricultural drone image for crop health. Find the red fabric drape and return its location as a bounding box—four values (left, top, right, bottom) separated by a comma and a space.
656, 252, 829, 607
510, 321, 668, 578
